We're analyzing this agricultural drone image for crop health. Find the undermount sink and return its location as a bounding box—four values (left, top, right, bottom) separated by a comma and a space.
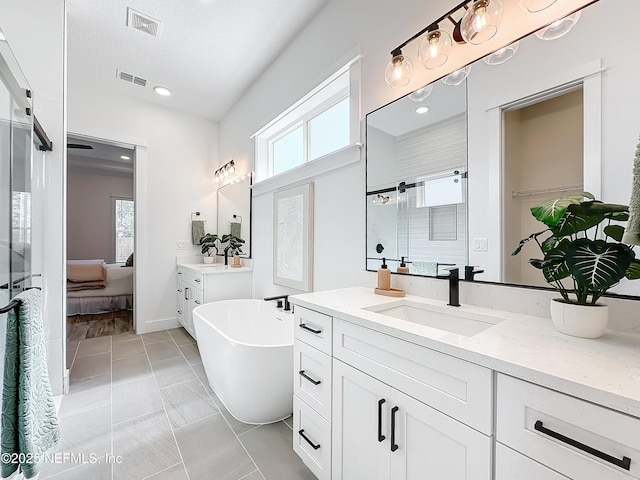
363, 300, 503, 337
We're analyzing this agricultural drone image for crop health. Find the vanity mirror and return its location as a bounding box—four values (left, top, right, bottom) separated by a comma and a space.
366, 0, 640, 297
217, 175, 252, 258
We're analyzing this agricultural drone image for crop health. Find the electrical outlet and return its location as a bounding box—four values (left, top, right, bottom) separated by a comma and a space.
177, 240, 192, 250
473, 238, 488, 252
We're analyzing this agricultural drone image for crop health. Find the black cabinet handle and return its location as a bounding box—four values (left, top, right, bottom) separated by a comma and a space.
299, 370, 321, 385
391, 406, 399, 452
298, 429, 321, 450
195, 279, 201, 283
534, 421, 631, 471
378, 399, 386, 442
299, 323, 322, 335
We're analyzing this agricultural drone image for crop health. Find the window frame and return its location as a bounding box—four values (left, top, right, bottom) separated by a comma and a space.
112, 197, 135, 264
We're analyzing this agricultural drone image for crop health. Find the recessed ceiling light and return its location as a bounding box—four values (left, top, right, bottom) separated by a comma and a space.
416, 106, 430, 114
120, 155, 131, 160
154, 86, 171, 96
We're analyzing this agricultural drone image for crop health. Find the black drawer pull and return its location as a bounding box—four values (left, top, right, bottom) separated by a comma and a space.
391, 406, 399, 452
534, 421, 631, 471
299, 370, 321, 385
378, 399, 386, 442
298, 429, 321, 450
299, 323, 322, 335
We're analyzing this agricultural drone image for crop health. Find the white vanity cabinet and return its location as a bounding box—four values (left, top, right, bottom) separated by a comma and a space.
176, 264, 251, 338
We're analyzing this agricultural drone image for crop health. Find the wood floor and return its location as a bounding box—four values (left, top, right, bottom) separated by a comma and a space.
66, 310, 133, 341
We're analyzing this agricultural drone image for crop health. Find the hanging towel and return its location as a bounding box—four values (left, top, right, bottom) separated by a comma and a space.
622, 136, 640, 245
192, 220, 205, 245
1, 288, 60, 479
230, 222, 242, 239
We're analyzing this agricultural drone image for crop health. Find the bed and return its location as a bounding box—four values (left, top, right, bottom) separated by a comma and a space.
66, 261, 133, 316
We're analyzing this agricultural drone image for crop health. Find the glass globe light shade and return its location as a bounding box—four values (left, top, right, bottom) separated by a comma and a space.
483, 41, 520, 66
442, 65, 471, 86
418, 29, 452, 70
461, 0, 503, 45
229, 164, 236, 175
409, 84, 434, 102
384, 53, 414, 88
518, 0, 557, 13
215, 175, 220, 183
535, 10, 582, 40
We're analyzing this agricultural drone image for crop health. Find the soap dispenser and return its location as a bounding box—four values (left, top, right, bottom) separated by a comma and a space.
397, 257, 410, 274
377, 258, 391, 291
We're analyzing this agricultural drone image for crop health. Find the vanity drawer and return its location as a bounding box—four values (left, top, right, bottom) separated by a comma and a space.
177, 266, 204, 288
497, 374, 640, 479
333, 318, 493, 434
294, 306, 332, 354
496, 443, 569, 480
293, 395, 331, 480
294, 340, 332, 421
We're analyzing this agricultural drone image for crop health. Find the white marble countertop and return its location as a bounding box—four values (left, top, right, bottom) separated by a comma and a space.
290, 286, 640, 418
177, 260, 252, 274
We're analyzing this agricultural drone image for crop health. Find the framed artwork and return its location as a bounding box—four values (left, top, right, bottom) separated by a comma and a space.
273, 183, 314, 291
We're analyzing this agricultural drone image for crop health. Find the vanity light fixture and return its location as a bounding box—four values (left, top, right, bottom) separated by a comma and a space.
409, 84, 434, 102
120, 155, 131, 160
384, 50, 414, 88
214, 160, 236, 184
534, 10, 582, 40
442, 66, 471, 86
483, 40, 519, 65
415, 106, 430, 114
153, 85, 171, 96
518, 0, 557, 13
460, 0, 504, 45
418, 25, 453, 70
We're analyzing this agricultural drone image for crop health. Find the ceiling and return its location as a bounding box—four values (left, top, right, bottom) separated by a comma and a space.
67, 136, 135, 177
66, 0, 327, 121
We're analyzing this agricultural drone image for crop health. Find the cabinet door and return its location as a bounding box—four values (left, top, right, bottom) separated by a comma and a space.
176, 281, 186, 328
390, 388, 492, 480
188, 288, 203, 337
333, 359, 391, 480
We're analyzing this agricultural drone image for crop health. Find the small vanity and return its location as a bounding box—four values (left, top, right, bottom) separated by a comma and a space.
290, 287, 640, 480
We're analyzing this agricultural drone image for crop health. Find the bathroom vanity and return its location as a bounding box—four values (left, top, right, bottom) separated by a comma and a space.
290, 287, 640, 480
176, 262, 251, 337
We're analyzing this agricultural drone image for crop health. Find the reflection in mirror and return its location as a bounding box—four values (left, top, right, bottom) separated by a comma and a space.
217, 176, 252, 257
366, 0, 640, 297
367, 79, 467, 276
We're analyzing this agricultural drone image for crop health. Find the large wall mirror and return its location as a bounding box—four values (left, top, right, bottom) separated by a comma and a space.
366, 0, 640, 297
217, 176, 252, 258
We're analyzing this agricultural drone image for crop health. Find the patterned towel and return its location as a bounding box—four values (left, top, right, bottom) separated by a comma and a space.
623, 135, 640, 245
192, 220, 205, 245
230, 222, 242, 239
1, 289, 60, 479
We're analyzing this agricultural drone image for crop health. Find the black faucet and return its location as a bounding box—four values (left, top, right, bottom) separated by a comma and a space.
264, 295, 291, 311
437, 268, 460, 307
464, 266, 484, 281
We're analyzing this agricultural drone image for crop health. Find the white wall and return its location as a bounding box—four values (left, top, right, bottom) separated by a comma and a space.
67, 169, 133, 263
0, 0, 66, 395
67, 89, 219, 333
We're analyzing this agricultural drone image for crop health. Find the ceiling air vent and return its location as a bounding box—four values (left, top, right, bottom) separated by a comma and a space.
126, 7, 162, 38
117, 70, 148, 88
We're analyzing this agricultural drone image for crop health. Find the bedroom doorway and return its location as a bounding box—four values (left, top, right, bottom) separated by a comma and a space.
66, 135, 136, 342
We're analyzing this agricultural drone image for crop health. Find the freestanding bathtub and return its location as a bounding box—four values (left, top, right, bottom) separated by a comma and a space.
193, 299, 294, 424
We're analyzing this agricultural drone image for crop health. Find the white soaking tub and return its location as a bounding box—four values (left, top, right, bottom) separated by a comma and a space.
193, 299, 293, 424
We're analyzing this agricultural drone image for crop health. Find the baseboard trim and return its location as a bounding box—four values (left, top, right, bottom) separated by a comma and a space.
137, 316, 180, 334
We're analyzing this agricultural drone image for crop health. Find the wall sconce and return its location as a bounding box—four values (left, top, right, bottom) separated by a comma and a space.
384, 0, 583, 88
214, 160, 236, 184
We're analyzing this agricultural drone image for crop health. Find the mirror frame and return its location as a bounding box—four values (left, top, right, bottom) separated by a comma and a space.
216, 175, 253, 259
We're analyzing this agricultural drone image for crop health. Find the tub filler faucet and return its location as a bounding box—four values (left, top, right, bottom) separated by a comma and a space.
264, 295, 291, 311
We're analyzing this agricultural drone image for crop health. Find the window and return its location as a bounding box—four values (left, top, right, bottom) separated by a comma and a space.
114, 198, 134, 263
254, 55, 360, 183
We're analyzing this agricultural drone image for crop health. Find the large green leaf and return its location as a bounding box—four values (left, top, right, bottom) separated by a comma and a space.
541, 236, 558, 254
542, 239, 571, 282
512, 230, 547, 256
565, 239, 634, 292
551, 203, 605, 237
604, 225, 625, 242
530, 192, 594, 228
568, 201, 629, 216
625, 259, 640, 280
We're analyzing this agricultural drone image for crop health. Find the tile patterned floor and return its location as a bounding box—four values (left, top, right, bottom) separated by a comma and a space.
48, 327, 315, 480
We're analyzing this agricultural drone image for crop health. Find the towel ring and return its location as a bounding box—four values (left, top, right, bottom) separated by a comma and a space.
191, 212, 206, 222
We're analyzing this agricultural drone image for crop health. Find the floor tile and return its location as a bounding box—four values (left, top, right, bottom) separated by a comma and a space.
112, 331, 140, 343
191, 363, 212, 393
70, 352, 111, 381
67, 339, 79, 351
59, 373, 111, 417
112, 353, 152, 385
66, 349, 76, 369
112, 338, 145, 360
113, 376, 164, 425
174, 414, 255, 480
167, 327, 196, 346
179, 343, 201, 365
76, 336, 111, 357
210, 391, 255, 435
42, 455, 112, 480
113, 410, 181, 480
146, 340, 181, 364
39, 404, 111, 478
151, 356, 197, 389
240, 421, 316, 480
160, 379, 218, 428
144, 462, 188, 480
141, 331, 172, 345
240, 470, 266, 480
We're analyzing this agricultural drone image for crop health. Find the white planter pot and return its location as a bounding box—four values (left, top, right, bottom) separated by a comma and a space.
549, 299, 609, 339
203, 256, 215, 264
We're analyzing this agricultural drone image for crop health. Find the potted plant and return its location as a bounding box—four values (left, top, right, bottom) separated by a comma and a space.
221, 234, 245, 267
199, 233, 220, 264
512, 192, 640, 338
